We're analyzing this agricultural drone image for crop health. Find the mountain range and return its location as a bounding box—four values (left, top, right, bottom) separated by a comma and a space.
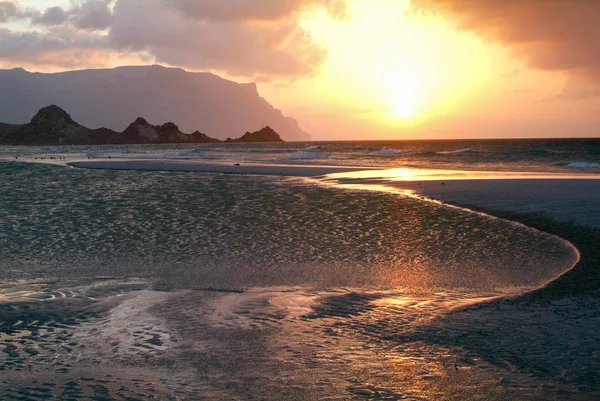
0, 65, 309, 141
0, 105, 283, 145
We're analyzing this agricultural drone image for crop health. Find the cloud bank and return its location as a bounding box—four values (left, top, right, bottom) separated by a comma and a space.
415, 0, 600, 93
0, 0, 346, 77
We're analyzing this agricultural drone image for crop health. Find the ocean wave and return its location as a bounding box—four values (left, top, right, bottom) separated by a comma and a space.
285, 151, 329, 160
304, 145, 319, 151
376, 147, 410, 156
86, 151, 104, 158
437, 149, 475, 155
169, 149, 205, 157
567, 162, 600, 169
211, 147, 300, 153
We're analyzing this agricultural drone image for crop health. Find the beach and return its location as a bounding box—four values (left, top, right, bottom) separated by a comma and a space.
353, 175, 600, 398
1, 143, 600, 399
68, 159, 376, 176
71, 159, 600, 397
4, 0, 600, 397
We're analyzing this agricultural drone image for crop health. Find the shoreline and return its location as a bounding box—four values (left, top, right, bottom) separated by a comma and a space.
67, 159, 376, 177
324, 175, 600, 295
330, 173, 600, 394
9, 158, 600, 295
3, 158, 600, 396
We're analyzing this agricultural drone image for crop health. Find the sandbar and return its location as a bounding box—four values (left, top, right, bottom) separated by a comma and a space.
324, 168, 600, 228
68, 159, 376, 177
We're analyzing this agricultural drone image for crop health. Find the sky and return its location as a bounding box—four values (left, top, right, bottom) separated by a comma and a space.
1, 0, 599, 140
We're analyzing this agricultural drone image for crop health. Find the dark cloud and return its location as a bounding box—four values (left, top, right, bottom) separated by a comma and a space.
165, 0, 346, 22
1, 0, 344, 78
0, 26, 105, 58
0, 1, 17, 23
72, 0, 113, 30
108, 0, 333, 77
31, 6, 68, 26
0, 0, 37, 22
414, 0, 600, 90
28, 1, 112, 30
0, 28, 61, 55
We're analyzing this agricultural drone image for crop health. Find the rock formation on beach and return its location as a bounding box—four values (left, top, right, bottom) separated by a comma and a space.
0, 105, 90, 145
0, 65, 310, 141
189, 130, 221, 143
225, 126, 284, 143
0, 105, 284, 145
119, 118, 190, 144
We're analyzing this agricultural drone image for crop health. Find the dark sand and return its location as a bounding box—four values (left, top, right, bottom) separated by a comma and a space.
2, 162, 599, 399
337, 176, 600, 396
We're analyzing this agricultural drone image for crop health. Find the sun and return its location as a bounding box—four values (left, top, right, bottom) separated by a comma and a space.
388, 73, 420, 119
393, 92, 418, 118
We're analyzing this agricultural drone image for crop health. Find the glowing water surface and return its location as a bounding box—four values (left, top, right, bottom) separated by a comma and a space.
0, 162, 582, 399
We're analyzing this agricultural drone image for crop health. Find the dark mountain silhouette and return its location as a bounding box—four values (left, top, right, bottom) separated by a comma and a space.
0, 105, 90, 145
225, 126, 284, 143
0, 105, 284, 145
190, 130, 220, 143
0, 122, 20, 138
118, 118, 188, 144
0, 65, 310, 141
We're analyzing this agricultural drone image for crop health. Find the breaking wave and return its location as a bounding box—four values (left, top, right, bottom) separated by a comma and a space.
437, 148, 476, 155
285, 150, 329, 160
376, 147, 410, 155
568, 162, 600, 169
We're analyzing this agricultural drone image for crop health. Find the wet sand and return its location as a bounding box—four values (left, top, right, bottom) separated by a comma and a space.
345, 176, 600, 396
385, 178, 600, 229
3, 161, 600, 399
358, 177, 600, 296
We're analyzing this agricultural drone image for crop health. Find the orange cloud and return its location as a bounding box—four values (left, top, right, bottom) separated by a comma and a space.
414, 0, 600, 95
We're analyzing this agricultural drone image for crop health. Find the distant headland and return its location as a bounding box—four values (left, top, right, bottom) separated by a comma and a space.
0, 105, 284, 146
0, 65, 310, 141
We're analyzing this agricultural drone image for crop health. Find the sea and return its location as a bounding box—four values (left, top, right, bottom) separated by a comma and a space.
1, 138, 599, 400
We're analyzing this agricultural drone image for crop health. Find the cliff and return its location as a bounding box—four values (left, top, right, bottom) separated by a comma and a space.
0, 65, 310, 141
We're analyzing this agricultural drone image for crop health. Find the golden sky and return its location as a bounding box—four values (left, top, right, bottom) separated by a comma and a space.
2, 0, 599, 139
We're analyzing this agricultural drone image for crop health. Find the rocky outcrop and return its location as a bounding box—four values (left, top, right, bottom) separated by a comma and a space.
189, 130, 220, 143
225, 126, 283, 143
119, 119, 204, 144
0, 105, 286, 145
0, 105, 89, 145
0, 65, 310, 141
87, 127, 120, 145
120, 117, 157, 144
0, 122, 21, 138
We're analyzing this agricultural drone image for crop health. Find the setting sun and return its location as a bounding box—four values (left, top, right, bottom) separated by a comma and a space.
268, 0, 510, 134
388, 73, 420, 118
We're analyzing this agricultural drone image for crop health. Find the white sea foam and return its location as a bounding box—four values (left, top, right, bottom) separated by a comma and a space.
568, 162, 600, 169
437, 148, 475, 155
285, 150, 329, 160
86, 151, 103, 158
168, 149, 204, 157
304, 145, 319, 151
376, 147, 410, 155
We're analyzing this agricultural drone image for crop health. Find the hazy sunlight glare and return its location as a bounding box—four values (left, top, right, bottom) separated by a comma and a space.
294, 0, 503, 129
388, 73, 420, 118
